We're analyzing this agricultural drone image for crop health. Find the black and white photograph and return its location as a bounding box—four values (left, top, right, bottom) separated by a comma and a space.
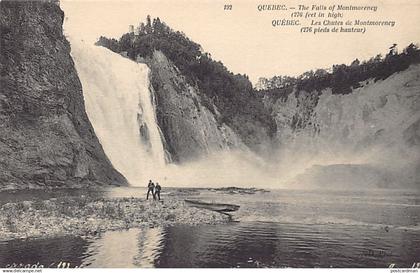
0, 0, 420, 269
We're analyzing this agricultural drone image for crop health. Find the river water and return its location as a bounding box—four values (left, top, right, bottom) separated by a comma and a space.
0, 188, 419, 268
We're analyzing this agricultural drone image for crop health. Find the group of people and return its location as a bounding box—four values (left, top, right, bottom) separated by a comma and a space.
146, 180, 162, 201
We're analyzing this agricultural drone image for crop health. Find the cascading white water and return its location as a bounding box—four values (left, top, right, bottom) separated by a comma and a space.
61, 2, 419, 190
66, 38, 270, 188
65, 30, 420, 190
69, 40, 166, 186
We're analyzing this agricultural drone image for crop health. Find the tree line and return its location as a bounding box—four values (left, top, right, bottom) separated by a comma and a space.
96, 16, 420, 135
256, 43, 420, 99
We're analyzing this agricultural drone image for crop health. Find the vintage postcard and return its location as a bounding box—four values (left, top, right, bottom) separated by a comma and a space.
0, 0, 419, 269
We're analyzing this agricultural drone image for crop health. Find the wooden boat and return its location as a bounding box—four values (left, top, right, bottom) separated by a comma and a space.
184, 199, 240, 212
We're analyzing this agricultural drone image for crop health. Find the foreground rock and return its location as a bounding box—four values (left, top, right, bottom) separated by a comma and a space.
0, 197, 229, 241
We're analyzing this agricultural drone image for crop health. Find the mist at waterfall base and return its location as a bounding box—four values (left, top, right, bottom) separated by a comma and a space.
69, 39, 272, 188
69, 39, 418, 189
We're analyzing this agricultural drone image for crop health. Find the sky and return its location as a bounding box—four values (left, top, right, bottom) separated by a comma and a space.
61, 0, 420, 84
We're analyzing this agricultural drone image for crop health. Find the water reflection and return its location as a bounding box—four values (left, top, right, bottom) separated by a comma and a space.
0, 227, 166, 268
82, 229, 141, 268
1, 222, 419, 268
0, 236, 88, 268
134, 227, 165, 267
80, 227, 166, 268
156, 222, 420, 268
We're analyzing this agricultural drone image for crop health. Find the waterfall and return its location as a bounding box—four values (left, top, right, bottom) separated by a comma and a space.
69, 40, 166, 186
67, 39, 272, 188
66, 36, 420, 189
68, 39, 420, 189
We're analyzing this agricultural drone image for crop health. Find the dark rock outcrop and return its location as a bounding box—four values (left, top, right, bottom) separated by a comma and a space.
0, 1, 127, 189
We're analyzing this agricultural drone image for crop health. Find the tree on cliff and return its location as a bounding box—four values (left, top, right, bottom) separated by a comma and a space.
96, 36, 119, 52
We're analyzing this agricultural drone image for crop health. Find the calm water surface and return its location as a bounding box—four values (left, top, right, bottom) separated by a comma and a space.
0, 188, 419, 268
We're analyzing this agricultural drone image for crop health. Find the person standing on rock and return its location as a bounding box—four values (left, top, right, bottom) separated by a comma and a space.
155, 182, 162, 201
147, 180, 155, 200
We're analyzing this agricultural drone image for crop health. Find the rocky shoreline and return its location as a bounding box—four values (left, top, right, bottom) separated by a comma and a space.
0, 196, 230, 241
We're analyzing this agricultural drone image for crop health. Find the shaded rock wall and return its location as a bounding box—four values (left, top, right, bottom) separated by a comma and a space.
0, 1, 127, 189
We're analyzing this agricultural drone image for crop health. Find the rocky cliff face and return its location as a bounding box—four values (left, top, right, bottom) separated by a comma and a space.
263, 64, 420, 188
146, 51, 249, 162
0, 1, 127, 189
93, 19, 276, 163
